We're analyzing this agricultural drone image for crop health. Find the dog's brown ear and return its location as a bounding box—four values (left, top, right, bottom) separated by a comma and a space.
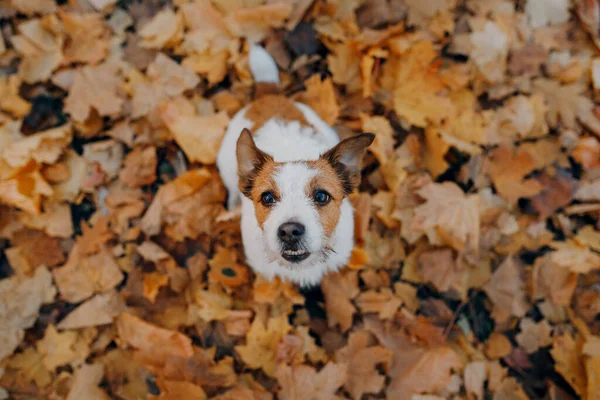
321, 133, 375, 194
236, 128, 273, 196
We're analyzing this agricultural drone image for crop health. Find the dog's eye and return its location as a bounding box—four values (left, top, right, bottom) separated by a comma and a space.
314, 190, 331, 205
260, 191, 276, 206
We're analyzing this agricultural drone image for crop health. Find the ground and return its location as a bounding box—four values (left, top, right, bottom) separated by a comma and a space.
1, 0, 600, 399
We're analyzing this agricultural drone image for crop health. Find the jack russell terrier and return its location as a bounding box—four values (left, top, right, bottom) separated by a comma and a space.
216, 45, 374, 287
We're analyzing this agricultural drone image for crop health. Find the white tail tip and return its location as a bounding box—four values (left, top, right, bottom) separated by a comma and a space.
249, 44, 280, 84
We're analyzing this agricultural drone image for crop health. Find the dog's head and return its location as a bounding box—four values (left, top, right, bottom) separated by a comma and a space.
236, 128, 374, 268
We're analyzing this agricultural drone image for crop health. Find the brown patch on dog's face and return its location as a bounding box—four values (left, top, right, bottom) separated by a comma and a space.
305, 159, 346, 237
248, 162, 280, 229
245, 95, 312, 132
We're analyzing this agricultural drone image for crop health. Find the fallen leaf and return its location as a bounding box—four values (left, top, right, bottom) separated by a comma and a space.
67, 363, 110, 400
516, 318, 553, 354
235, 315, 291, 377
58, 290, 125, 330
525, 0, 570, 28
335, 330, 391, 399
138, 8, 183, 49
12, 17, 63, 83
64, 63, 124, 122
392, 41, 454, 127
0, 266, 55, 360
464, 361, 487, 399
160, 101, 230, 164
300, 74, 340, 125
119, 146, 157, 187
412, 182, 480, 254
53, 244, 124, 303
276, 362, 347, 400
321, 270, 359, 332
116, 313, 193, 371
487, 145, 544, 205
130, 53, 200, 118
61, 11, 109, 65
483, 257, 528, 323
552, 334, 586, 397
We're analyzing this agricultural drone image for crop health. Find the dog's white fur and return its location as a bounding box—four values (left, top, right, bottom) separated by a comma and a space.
216, 45, 354, 286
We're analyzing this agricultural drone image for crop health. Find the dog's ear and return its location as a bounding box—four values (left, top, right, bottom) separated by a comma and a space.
236, 128, 273, 195
321, 133, 375, 194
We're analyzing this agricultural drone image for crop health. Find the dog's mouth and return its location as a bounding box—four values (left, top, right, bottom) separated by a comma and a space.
281, 248, 310, 263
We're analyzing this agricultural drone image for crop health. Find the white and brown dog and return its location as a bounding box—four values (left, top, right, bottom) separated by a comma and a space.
217, 45, 374, 286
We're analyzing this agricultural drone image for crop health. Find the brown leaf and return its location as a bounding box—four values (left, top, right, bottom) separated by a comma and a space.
119, 146, 157, 187
58, 290, 125, 330
60, 11, 109, 65
276, 362, 347, 400
64, 63, 124, 122
483, 257, 528, 323
116, 313, 193, 371
67, 363, 110, 400
321, 270, 359, 332
301, 74, 340, 125
160, 101, 230, 164
0, 266, 55, 360
335, 330, 391, 399
552, 334, 587, 397
487, 145, 544, 204
52, 244, 124, 303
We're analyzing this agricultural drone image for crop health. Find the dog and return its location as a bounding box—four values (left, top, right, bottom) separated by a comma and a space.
216, 45, 374, 287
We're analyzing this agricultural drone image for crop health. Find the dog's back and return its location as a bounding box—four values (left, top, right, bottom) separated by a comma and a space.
217, 45, 340, 210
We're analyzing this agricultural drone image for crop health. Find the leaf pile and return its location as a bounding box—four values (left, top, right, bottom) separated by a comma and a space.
2, 0, 600, 399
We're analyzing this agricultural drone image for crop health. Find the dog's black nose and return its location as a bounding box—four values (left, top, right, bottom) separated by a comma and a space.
278, 222, 305, 244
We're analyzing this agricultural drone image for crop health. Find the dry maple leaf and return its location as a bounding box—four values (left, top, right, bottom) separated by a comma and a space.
58, 290, 125, 330
225, 2, 293, 42
0, 266, 55, 360
67, 363, 110, 400
335, 330, 391, 399
321, 270, 360, 332
116, 313, 193, 371
355, 288, 402, 320
483, 257, 528, 323
130, 53, 200, 118
327, 42, 362, 94
301, 74, 340, 125
53, 243, 123, 303
64, 63, 124, 122
0, 122, 72, 176
11, 17, 64, 83
532, 252, 578, 306
534, 79, 600, 135
0, 75, 31, 117
276, 362, 347, 400
60, 11, 109, 65
235, 315, 291, 377
552, 334, 587, 397
417, 247, 463, 293
526, 0, 570, 28
360, 114, 395, 166
365, 316, 463, 397
487, 145, 544, 205
160, 101, 230, 164
180, 0, 232, 53
139, 8, 184, 49
393, 41, 454, 128
412, 182, 480, 254
516, 318, 553, 354
550, 240, 600, 274
119, 146, 158, 188
37, 324, 89, 371
464, 361, 487, 399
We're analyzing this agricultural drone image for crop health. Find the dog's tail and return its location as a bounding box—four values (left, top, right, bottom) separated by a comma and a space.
249, 44, 280, 84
